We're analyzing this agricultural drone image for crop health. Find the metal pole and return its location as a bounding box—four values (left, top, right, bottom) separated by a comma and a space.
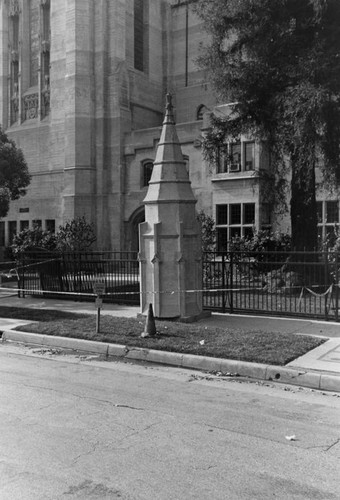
335, 252, 339, 322
96, 302, 101, 333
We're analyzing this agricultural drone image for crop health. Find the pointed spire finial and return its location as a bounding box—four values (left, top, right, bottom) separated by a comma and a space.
164, 92, 175, 124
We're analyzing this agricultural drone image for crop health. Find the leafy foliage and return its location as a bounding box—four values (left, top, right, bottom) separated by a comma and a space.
229, 230, 291, 273
11, 227, 57, 257
11, 216, 97, 255
229, 230, 291, 254
55, 216, 96, 252
193, 0, 340, 251
197, 210, 216, 253
0, 126, 30, 218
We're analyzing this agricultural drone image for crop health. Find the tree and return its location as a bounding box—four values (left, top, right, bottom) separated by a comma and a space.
55, 216, 96, 252
0, 127, 30, 218
193, 0, 340, 251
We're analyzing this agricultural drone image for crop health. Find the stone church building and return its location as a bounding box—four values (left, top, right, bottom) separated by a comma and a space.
0, 0, 337, 253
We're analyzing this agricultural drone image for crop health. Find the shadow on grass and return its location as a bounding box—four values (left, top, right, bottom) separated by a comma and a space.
0, 305, 326, 366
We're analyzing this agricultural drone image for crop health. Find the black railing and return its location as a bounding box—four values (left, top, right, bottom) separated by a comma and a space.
203, 250, 339, 320
14, 249, 340, 320
17, 251, 140, 305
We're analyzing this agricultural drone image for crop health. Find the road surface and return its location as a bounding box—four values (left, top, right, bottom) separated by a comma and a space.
1, 343, 339, 499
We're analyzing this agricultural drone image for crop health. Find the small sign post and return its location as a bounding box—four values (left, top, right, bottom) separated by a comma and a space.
92, 281, 106, 334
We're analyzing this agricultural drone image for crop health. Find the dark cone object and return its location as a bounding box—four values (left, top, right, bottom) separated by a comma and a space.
141, 303, 157, 337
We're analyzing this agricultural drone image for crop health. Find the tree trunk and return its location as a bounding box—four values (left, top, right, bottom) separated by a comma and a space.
290, 152, 318, 252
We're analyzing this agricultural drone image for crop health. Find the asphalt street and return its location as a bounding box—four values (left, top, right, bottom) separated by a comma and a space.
1, 343, 340, 500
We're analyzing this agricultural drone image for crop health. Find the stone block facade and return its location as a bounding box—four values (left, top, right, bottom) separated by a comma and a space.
0, 0, 334, 253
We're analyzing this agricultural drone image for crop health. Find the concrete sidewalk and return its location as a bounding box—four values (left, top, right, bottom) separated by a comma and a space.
1, 291, 340, 392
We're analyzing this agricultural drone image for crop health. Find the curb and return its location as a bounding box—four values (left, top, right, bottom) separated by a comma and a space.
2, 330, 339, 393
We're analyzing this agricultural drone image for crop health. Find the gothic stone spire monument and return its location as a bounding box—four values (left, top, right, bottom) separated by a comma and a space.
139, 94, 204, 320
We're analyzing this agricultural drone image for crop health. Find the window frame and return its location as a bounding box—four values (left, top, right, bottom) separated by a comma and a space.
216, 140, 256, 174
142, 160, 154, 188
317, 200, 339, 245
215, 202, 256, 252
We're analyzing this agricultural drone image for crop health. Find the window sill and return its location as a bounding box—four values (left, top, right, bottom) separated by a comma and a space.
212, 171, 258, 182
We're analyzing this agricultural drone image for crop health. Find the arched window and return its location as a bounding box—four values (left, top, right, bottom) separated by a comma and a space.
142, 161, 153, 187
196, 104, 208, 121
134, 0, 149, 72
41, 0, 51, 118
8, 1, 20, 124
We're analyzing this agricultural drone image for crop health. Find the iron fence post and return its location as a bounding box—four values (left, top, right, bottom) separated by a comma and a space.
335, 252, 339, 322
221, 254, 226, 313
230, 251, 234, 314
325, 248, 328, 321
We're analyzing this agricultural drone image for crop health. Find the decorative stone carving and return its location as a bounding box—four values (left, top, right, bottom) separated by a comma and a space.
23, 93, 39, 120
10, 83, 19, 123
41, 39, 50, 53
41, 75, 50, 117
10, 49, 19, 62
8, 0, 20, 17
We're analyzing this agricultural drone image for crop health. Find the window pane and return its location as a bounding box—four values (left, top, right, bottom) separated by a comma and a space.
326, 201, 338, 223
230, 204, 241, 225
230, 143, 241, 171
0, 221, 5, 247
316, 201, 323, 223
46, 219, 55, 233
33, 219, 42, 228
231, 143, 241, 163
20, 220, 29, 232
217, 228, 228, 253
244, 142, 255, 171
216, 205, 228, 225
134, 0, 144, 71
230, 227, 241, 239
143, 162, 153, 186
29, 0, 40, 87
243, 227, 254, 239
217, 148, 228, 173
326, 226, 337, 246
243, 203, 255, 225
8, 221, 17, 245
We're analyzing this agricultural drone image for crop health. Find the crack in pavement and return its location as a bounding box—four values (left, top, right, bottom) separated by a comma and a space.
71, 440, 101, 465
325, 437, 340, 452
14, 381, 146, 412
108, 422, 162, 449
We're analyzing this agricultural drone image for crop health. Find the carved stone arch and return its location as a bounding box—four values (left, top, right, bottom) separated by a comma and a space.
127, 206, 145, 252
196, 104, 208, 121
141, 158, 154, 187
7, 0, 21, 17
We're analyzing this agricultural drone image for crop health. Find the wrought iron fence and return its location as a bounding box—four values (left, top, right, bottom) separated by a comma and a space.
13, 249, 340, 320
202, 250, 340, 320
16, 251, 140, 305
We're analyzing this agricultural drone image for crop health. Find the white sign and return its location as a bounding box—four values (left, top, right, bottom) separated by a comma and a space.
95, 297, 103, 308
92, 282, 106, 295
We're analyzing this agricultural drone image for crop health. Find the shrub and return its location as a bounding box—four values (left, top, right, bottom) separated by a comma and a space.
196, 210, 216, 254
229, 230, 292, 274
11, 227, 57, 257
11, 216, 97, 256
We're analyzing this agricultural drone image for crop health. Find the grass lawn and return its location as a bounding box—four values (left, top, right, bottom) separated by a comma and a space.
0, 305, 325, 366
